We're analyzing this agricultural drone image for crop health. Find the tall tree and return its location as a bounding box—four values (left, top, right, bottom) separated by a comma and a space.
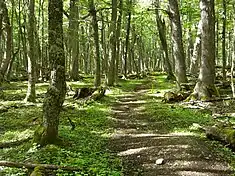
222, 0, 227, 81
169, 0, 187, 87
190, 0, 217, 100
123, 0, 132, 77
89, 0, 101, 86
25, 0, 36, 102
0, 0, 12, 84
155, 0, 175, 80
70, 0, 80, 81
36, 0, 66, 145
107, 0, 118, 86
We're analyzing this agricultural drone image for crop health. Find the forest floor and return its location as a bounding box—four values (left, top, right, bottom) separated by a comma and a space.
1, 73, 235, 175
108, 77, 235, 176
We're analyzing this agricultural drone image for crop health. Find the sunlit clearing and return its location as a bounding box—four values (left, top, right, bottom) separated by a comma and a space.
0, 129, 33, 142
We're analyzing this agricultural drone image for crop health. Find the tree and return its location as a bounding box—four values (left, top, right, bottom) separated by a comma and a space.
36, 0, 66, 145
168, 0, 187, 87
89, 0, 101, 87
24, 0, 36, 102
190, 0, 217, 100
107, 0, 117, 86
154, 0, 175, 80
70, 0, 80, 81
0, 0, 12, 84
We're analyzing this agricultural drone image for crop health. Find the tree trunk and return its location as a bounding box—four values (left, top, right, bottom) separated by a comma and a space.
155, 0, 175, 80
115, 0, 123, 82
70, 0, 80, 81
25, 0, 36, 102
89, 0, 101, 86
0, 0, 12, 84
190, 0, 217, 100
124, 0, 132, 78
107, 0, 117, 86
36, 0, 66, 146
222, 0, 227, 81
190, 20, 202, 74
169, 0, 187, 87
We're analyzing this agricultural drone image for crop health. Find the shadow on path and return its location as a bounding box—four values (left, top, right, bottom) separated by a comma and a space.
108, 89, 234, 176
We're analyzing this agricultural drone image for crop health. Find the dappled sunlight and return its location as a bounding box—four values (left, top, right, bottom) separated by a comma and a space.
0, 129, 33, 143
118, 146, 154, 156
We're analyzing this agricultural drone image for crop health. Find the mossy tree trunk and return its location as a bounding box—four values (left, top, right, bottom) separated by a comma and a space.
169, 0, 187, 87
25, 0, 36, 102
0, 0, 12, 84
37, 0, 66, 146
190, 0, 217, 100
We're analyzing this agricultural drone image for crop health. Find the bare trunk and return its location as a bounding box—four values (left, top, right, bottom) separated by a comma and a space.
169, 0, 187, 86
191, 0, 217, 100
190, 20, 202, 74
25, 0, 36, 102
89, 0, 101, 86
155, 0, 175, 80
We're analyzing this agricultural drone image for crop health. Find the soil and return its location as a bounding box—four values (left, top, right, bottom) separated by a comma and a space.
108, 85, 234, 176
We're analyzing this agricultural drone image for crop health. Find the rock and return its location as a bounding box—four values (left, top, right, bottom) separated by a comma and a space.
155, 158, 164, 165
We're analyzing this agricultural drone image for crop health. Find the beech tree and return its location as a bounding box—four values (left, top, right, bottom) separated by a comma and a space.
169, 0, 187, 87
190, 0, 217, 100
24, 0, 36, 102
36, 0, 66, 145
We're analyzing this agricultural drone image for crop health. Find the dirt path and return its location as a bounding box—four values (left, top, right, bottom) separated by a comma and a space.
108, 88, 234, 176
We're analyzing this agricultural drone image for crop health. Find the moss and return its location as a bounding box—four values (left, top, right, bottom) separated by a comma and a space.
30, 166, 45, 176
33, 125, 45, 145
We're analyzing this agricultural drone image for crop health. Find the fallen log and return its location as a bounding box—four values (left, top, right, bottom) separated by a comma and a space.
0, 161, 82, 172
73, 87, 96, 99
205, 124, 235, 150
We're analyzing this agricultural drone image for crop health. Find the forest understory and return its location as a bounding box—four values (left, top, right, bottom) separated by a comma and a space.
0, 73, 235, 175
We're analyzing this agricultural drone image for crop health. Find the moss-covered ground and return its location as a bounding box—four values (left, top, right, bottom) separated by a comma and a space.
0, 73, 235, 175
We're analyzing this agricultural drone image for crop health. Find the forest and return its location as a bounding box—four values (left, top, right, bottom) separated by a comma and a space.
1, 0, 235, 175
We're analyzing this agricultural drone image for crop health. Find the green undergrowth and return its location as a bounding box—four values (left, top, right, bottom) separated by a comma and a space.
0, 79, 122, 175
145, 99, 213, 133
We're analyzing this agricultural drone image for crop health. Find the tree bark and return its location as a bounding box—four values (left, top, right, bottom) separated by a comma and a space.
25, 0, 36, 102
124, 0, 132, 77
0, 0, 12, 84
190, 20, 202, 74
115, 0, 123, 82
107, 0, 117, 86
222, 0, 227, 81
89, 0, 101, 86
190, 0, 217, 100
70, 0, 80, 81
155, 0, 175, 80
169, 0, 187, 86
36, 0, 66, 146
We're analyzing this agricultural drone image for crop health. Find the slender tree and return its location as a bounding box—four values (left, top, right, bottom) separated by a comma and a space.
155, 0, 175, 80
36, 0, 66, 145
107, 0, 118, 86
25, 0, 36, 102
89, 0, 101, 86
169, 0, 187, 87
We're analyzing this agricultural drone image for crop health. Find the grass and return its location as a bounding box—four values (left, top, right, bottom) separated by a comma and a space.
0, 78, 122, 175
1, 74, 235, 175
